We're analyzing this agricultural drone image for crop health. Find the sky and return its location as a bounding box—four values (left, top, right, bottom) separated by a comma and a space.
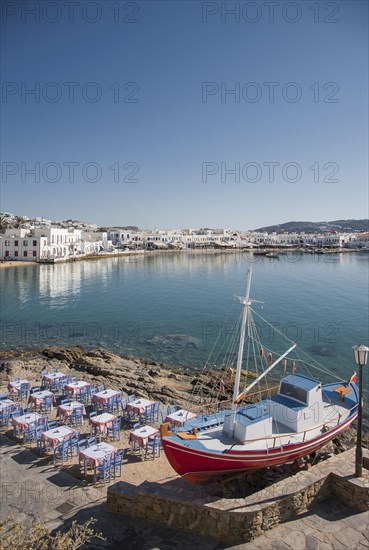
1, 0, 368, 230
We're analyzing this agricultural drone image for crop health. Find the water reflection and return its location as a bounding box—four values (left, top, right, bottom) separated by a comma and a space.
0, 253, 368, 382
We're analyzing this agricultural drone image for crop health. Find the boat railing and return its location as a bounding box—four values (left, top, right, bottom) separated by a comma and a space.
191, 384, 280, 417
226, 403, 358, 453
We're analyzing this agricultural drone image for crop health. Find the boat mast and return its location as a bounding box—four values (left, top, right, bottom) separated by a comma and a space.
229, 267, 253, 434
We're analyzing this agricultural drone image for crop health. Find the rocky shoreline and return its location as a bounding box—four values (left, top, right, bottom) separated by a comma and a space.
0, 345, 238, 412
1, 344, 368, 437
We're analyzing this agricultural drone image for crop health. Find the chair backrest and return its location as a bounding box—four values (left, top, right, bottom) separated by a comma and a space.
52, 367, 58, 373
133, 422, 141, 430
78, 438, 88, 451
37, 418, 48, 430
32, 386, 41, 393
152, 434, 161, 446
48, 420, 58, 429
61, 398, 70, 405
26, 421, 36, 432
11, 411, 22, 419
114, 449, 125, 464
89, 411, 97, 418
35, 426, 44, 438
58, 438, 70, 451
113, 417, 121, 429
121, 397, 127, 410
73, 407, 83, 419
128, 394, 136, 403
69, 433, 79, 445
161, 406, 168, 422
97, 385, 105, 392
87, 436, 96, 446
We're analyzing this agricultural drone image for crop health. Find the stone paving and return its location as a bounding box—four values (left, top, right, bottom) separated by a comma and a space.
1, 433, 368, 549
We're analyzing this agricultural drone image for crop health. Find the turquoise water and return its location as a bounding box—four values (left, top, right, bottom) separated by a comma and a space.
1, 252, 368, 389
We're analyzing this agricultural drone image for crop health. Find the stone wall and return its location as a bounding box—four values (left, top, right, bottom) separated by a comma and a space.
107, 449, 369, 544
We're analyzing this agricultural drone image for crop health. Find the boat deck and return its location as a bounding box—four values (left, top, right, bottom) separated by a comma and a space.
176, 394, 355, 454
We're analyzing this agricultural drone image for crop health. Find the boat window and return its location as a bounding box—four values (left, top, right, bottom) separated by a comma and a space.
279, 382, 307, 404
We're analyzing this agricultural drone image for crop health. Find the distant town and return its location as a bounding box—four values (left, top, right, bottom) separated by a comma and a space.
1, 212, 368, 263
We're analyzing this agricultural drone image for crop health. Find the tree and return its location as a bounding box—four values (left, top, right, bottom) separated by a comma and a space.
14, 216, 27, 229
0, 215, 10, 230
0, 515, 104, 550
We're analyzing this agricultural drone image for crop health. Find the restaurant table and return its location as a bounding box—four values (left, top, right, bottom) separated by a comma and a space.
79, 442, 117, 476
0, 399, 18, 413
129, 425, 159, 456
89, 413, 116, 435
28, 390, 55, 408
64, 381, 90, 396
41, 425, 75, 449
126, 398, 155, 416
91, 389, 120, 406
12, 412, 43, 432
7, 380, 31, 395
165, 409, 197, 427
57, 401, 86, 421
43, 372, 66, 385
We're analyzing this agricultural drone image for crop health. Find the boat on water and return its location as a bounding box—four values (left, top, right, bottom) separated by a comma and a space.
161, 268, 359, 484
265, 252, 279, 259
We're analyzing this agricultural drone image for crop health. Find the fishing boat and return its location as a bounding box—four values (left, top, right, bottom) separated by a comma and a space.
161, 268, 359, 484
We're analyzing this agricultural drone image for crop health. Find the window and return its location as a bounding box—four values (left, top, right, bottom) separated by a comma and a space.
15, 251, 18, 257
5, 240, 10, 246
15, 240, 19, 246
33, 251, 37, 257
23, 240, 28, 246
5, 251, 9, 257
24, 251, 28, 257
279, 382, 307, 404
33, 240, 37, 246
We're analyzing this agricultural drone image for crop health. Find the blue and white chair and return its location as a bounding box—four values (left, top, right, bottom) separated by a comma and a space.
53, 439, 70, 465
106, 417, 121, 441
93, 456, 112, 485
145, 434, 161, 460
112, 449, 125, 479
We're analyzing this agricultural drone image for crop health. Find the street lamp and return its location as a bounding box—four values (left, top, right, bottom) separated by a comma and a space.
352, 344, 369, 477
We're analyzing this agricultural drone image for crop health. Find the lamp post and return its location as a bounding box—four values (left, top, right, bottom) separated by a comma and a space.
352, 344, 369, 477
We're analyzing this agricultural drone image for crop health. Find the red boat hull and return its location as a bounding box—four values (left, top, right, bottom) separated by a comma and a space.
162, 413, 357, 484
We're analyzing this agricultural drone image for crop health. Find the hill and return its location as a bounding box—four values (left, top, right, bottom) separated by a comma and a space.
254, 219, 369, 234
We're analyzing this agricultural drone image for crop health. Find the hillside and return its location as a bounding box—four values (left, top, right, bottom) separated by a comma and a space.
254, 219, 369, 234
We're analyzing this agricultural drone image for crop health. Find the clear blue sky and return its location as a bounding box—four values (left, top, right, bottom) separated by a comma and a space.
1, 0, 368, 229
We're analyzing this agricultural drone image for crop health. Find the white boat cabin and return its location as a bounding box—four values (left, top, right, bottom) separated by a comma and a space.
224, 374, 324, 441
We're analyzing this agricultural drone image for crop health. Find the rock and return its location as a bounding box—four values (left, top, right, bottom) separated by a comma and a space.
309, 344, 337, 358
146, 333, 202, 350
41, 346, 85, 363
148, 368, 161, 377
